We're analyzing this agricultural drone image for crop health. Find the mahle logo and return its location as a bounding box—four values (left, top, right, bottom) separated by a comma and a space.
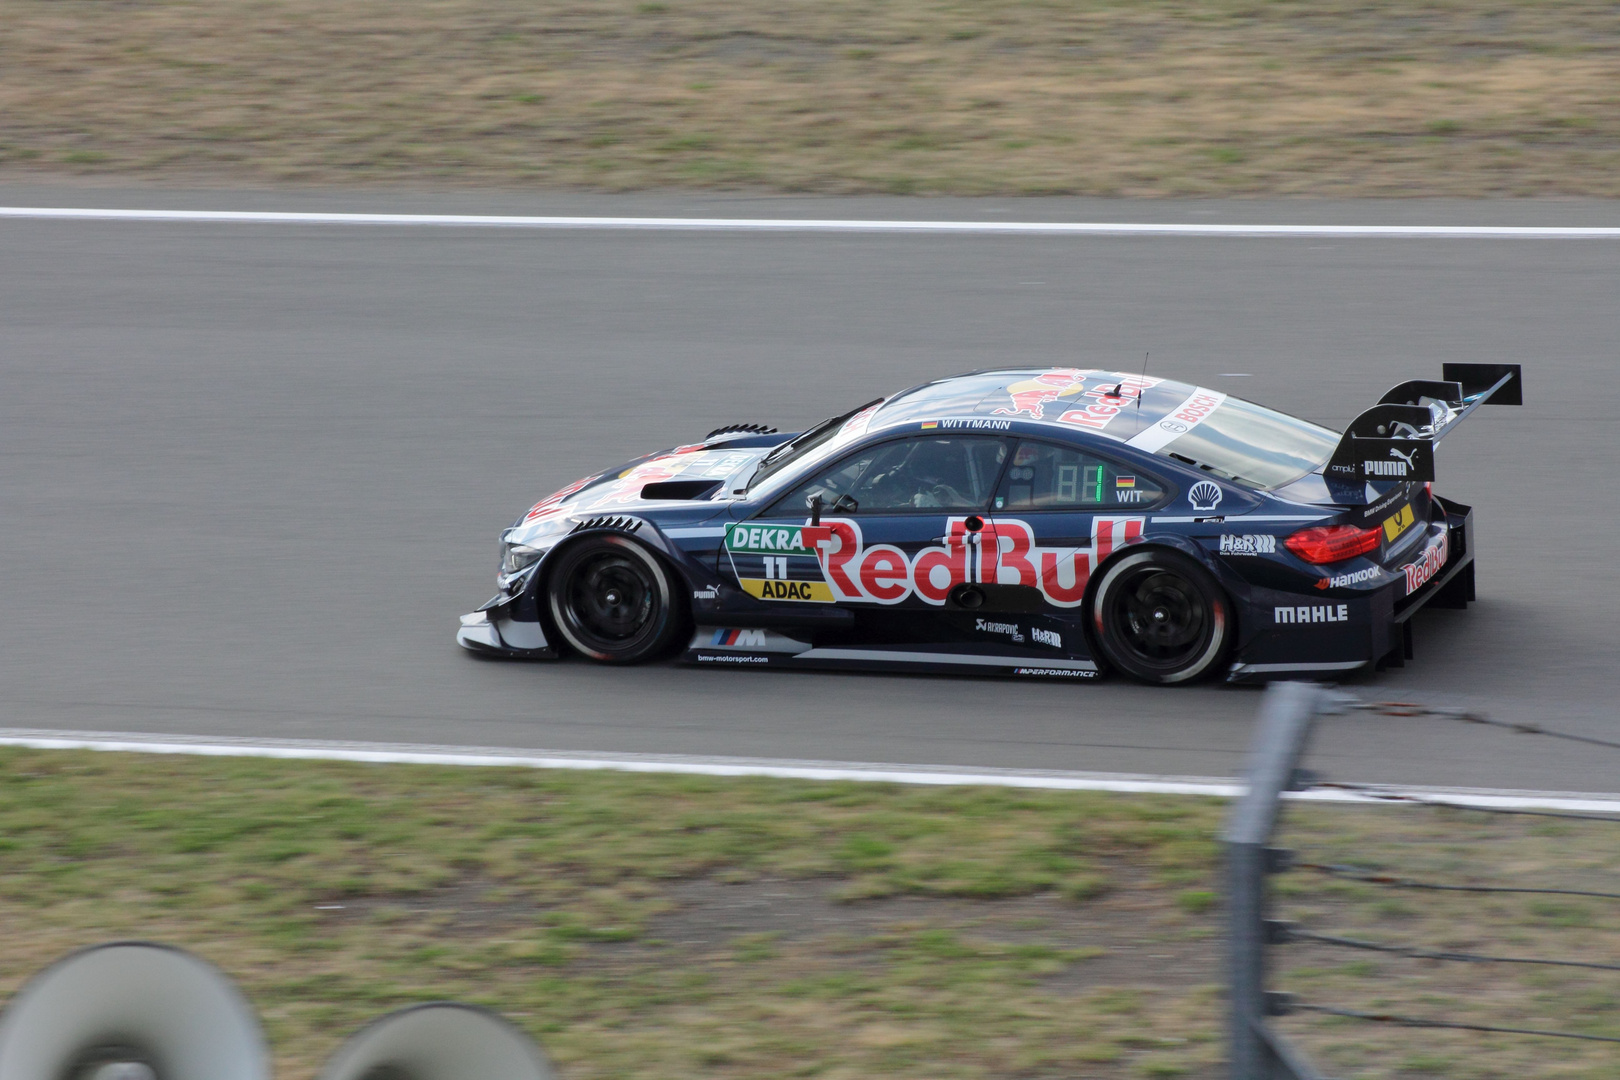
726, 523, 812, 555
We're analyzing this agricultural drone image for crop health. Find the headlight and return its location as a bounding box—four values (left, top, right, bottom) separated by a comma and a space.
501, 543, 546, 576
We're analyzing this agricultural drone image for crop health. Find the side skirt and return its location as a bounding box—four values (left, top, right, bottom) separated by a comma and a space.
682, 627, 1100, 680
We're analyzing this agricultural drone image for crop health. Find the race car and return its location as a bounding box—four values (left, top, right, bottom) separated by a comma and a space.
458, 364, 1520, 684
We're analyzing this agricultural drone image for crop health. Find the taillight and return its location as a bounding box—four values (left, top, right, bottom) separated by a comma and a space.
1285, 524, 1381, 564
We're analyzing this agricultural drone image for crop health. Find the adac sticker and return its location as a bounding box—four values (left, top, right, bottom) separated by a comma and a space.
739, 578, 835, 603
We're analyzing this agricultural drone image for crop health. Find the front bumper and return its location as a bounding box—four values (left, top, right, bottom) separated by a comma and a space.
456, 596, 558, 660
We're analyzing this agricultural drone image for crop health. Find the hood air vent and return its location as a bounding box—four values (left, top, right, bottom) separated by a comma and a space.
641, 480, 723, 501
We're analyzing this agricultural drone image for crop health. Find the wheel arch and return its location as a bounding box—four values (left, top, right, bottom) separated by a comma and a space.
1082, 536, 1241, 683
529, 523, 695, 659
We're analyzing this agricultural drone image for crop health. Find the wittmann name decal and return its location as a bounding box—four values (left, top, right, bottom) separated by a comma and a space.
1274, 604, 1350, 624
796, 515, 1145, 608
1401, 530, 1450, 596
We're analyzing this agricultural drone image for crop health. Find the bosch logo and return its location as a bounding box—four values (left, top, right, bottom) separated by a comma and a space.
1159, 420, 1190, 434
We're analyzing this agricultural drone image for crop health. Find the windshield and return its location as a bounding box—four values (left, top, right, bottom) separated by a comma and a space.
745, 398, 883, 493
1155, 395, 1340, 489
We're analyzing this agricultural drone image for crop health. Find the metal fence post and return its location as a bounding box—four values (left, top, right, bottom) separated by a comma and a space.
1225, 682, 1328, 1080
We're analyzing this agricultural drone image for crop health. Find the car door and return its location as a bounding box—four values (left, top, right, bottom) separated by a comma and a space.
722, 435, 1009, 637
983, 439, 1167, 636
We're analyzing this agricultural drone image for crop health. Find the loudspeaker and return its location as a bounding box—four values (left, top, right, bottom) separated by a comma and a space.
317, 1003, 554, 1080
0, 942, 269, 1080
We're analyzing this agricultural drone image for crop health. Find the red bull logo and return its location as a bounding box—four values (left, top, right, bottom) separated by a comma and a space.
1056, 374, 1162, 431
796, 515, 1145, 607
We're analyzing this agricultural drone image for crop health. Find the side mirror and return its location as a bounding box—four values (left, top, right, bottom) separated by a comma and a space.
806, 494, 823, 526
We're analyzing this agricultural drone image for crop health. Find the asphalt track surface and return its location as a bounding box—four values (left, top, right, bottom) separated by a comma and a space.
5, 185, 1619, 792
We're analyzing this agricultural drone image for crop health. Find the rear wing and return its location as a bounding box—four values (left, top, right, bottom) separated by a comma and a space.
1324, 364, 1522, 483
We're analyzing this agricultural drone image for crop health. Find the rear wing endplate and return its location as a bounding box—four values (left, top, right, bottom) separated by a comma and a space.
1325, 364, 1521, 483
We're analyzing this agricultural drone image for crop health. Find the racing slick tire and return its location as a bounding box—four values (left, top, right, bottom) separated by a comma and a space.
1090, 549, 1232, 685
546, 534, 686, 664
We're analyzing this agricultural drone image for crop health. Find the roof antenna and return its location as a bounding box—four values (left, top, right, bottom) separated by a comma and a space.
1136, 352, 1149, 412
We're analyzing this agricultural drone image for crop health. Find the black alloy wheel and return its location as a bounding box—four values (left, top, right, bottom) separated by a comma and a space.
1090, 550, 1231, 684
546, 535, 684, 663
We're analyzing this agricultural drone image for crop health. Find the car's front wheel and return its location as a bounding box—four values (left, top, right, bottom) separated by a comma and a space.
1090, 549, 1231, 684
546, 535, 685, 663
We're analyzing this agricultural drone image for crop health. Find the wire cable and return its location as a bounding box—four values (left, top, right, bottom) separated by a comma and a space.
1293, 1003, 1620, 1043
1284, 927, 1620, 972
1296, 861, 1620, 901
1351, 702, 1620, 753
1312, 782, 1620, 823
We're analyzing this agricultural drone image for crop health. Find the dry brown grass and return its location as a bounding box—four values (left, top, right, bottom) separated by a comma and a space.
2, 0, 1619, 196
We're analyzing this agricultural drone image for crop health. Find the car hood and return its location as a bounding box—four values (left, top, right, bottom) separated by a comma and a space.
506, 443, 768, 543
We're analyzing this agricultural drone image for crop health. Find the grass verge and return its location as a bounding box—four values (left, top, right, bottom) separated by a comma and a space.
0, 747, 1615, 1078
2, 1, 1619, 196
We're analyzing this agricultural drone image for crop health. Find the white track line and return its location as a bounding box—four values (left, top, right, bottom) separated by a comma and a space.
1, 728, 1616, 812
1, 207, 1619, 238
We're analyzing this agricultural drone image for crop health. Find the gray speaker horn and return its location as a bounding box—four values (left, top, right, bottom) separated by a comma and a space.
0, 941, 270, 1080
317, 1003, 554, 1080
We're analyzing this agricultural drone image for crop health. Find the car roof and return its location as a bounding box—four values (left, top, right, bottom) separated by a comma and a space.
867, 368, 1209, 445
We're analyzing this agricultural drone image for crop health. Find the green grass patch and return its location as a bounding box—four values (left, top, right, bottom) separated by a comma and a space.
0, 747, 1614, 1079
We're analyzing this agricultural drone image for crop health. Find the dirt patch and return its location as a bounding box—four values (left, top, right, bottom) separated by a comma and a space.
3, 0, 1620, 195
643, 876, 1220, 991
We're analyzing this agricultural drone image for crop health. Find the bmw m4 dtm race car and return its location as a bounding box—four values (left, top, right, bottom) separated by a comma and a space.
458, 364, 1520, 685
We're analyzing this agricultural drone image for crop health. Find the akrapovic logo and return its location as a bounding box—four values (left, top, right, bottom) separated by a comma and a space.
1219, 534, 1276, 556
1274, 604, 1350, 624
974, 618, 1025, 643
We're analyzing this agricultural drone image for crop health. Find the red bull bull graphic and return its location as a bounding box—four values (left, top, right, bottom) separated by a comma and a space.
795, 515, 1145, 608
994, 369, 1093, 420
523, 475, 599, 522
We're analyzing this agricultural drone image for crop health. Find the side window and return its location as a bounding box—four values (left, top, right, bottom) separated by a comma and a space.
773, 437, 1007, 514
995, 441, 1163, 511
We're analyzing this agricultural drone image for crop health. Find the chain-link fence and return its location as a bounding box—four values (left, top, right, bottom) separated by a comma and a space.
1226, 684, 1620, 1079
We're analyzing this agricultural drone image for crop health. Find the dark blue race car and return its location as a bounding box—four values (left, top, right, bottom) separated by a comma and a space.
458, 364, 1520, 684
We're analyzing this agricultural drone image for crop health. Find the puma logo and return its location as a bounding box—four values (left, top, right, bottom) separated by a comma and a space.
1389, 446, 1418, 467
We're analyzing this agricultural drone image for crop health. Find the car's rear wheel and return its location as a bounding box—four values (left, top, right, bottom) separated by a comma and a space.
1090, 550, 1231, 684
546, 535, 684, 663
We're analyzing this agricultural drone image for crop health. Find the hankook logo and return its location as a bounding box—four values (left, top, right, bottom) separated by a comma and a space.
1314, 567, 1383, 590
